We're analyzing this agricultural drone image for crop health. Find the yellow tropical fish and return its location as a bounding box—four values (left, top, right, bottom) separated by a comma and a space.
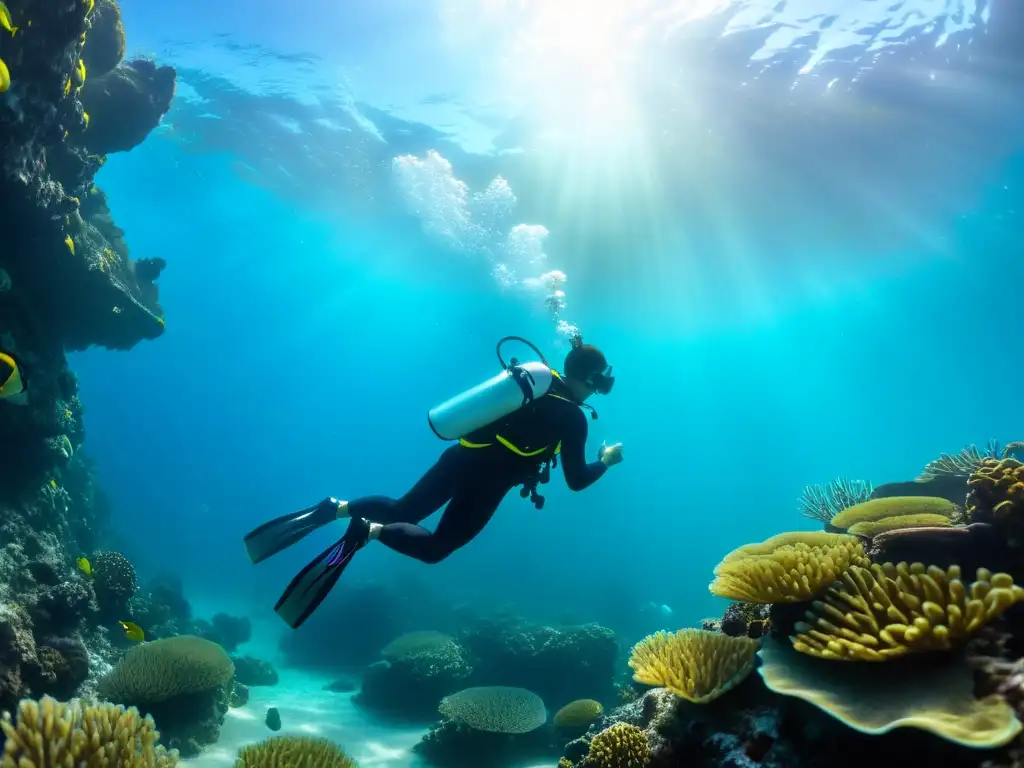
119, 621, 145, 642
65, 235, 75, 254
82, 111, 89, 128
76, 556, 92, 577
0, 3, 18, 36
0, 57, 9, 94
0, 352, 27, 405
63, 77, 71, 96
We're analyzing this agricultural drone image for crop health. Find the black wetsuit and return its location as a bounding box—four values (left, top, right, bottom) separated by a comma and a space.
347, 379, 607, 563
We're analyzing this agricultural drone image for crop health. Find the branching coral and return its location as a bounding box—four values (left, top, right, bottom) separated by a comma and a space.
235, 735, 356, 768
791, 562, 1024, 661
628, 629, 758, 704
830, 496, 957, 531
1, 695, 178, 767
584, 723, 650, 767
799, 478, 874, 524
846, 513, 953, 537
917, 440, 1001, 481
438, 686, 547, 733
710, 532, 869, 603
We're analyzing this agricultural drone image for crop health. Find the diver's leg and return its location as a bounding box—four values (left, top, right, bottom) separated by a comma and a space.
343, 445, 463, 524
374, 479, 509, 564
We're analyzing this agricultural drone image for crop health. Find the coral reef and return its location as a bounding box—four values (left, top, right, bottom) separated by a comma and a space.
97, 635, 235, 757
584, 722, 650, 767
1, 695, 178, 767
710, 532, 869, 603
231, 656, 278, 687
80, 58, 176, 155
967, 457, 1024, 545
628, 629, 758, 704
799, 478, 874, 525
235, 735, 356, 768
830, 496, 958, 531
356, 634, 473, 719
791, 563, 1024, 661
458, 617, 619, 705
0, 0, 172, 747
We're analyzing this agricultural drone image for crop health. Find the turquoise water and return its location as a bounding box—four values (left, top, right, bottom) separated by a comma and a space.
59, 0, 1024, 761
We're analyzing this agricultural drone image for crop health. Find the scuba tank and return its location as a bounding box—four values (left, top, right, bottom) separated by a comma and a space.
427, 336, 554, 441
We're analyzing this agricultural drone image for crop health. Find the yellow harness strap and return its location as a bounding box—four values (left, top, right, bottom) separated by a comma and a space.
459, 369, 565, 457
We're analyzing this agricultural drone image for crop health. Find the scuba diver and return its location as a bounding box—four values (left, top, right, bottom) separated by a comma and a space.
244, 334, 623, 629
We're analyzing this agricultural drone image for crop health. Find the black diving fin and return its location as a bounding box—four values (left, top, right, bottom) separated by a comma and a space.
243, 497, 343, 565
273, 516, 371, 629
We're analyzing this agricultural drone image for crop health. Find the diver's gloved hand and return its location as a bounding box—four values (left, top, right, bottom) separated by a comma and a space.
598, 442, 624, 467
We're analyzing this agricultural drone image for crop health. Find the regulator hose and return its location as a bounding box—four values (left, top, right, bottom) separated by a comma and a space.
496, 336, 549, 370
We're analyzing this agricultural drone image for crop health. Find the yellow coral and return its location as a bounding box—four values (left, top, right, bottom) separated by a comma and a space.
585, 723, 650, 768
846, 513, 952, 537
629, 629, 757, 704
967, 456, 1024, 524
1, 695, 178, 768
710, 531, 869, 603
235, 735, 355, 768
830, 496, 957, 530
554, 699, 604, 730
792, 562, 1024, 661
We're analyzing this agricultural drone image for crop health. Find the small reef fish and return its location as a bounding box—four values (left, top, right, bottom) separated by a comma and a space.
64, 235, 75, 254
0, 57, 9, 94
76, 556, 92, 577
0, 3, 17, 36
265, 707, 281, 731
0, 352, 28, 405
119, 620, 145, 642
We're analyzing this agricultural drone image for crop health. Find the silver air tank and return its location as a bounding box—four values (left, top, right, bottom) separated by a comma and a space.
428, 360, 553, 441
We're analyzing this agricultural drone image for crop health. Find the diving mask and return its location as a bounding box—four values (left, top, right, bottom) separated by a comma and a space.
586, 365, 615, 395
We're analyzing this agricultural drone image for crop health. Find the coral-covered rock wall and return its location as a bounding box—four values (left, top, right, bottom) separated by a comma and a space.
0, 0, 175, 715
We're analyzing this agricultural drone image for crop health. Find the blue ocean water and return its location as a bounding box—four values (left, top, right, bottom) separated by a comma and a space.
60, 0, 1024, 759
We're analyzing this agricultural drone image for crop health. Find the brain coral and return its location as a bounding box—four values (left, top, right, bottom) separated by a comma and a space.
554, 698, 604, 729
710, 532, 869, 603
792, 562, 1024, 661
235, 735, 355, 768
438, 686, 547, 733
585, 722, 650, 767
98, 635, 234, 704
1, 695, 178, 768
830, 496, 957, 531
629, 629, 758, 704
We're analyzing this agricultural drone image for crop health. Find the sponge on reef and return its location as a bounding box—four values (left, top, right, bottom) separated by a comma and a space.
846, 513, 953, 537
758, 637, 1022, 748
710, 531, 869, 603
791, 562, 1024, 661
831, 496, 957, 530
98, 635, 234, 704
628, 628, 758, 704
0, 695, 179, 767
